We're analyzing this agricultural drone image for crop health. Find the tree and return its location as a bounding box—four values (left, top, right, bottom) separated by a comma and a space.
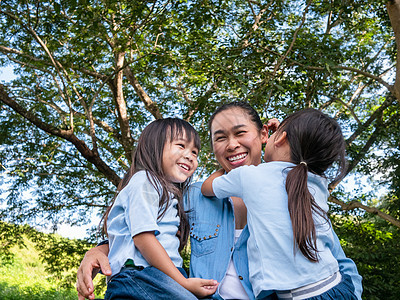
1, 0, 399, 298
0, 0, 399, 252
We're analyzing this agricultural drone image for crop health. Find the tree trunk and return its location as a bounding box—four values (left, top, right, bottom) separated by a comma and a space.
387, 0, 400, 99
112, 52, 134, 162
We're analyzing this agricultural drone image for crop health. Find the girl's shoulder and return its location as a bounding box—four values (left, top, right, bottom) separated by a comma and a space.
251, 161, 295, 173
123, 170, 160, 193
126, 170, 148, 185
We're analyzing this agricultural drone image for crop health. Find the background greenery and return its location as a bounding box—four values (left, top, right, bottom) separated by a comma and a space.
0, 221, 106, 299
0, 0, 399, 299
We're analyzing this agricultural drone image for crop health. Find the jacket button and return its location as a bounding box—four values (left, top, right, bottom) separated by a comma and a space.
230, 247, 233, 251
238, 276, 243, 280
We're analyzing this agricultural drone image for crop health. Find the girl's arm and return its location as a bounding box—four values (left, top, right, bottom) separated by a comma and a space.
201, 168, 225, 197
133, 232, 218, 298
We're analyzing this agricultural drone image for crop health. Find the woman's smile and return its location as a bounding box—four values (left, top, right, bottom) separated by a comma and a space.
210, 107, 268, 173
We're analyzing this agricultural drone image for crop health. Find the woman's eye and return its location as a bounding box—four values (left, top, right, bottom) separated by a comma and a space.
236, 131, 246, 135
215, 136, 226, 142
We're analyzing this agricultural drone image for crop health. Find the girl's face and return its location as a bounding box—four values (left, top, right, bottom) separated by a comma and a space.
162, 133, 199, 183
210, 107, 268, 173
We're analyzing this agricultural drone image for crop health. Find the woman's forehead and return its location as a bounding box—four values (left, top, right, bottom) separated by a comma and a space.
211, 108, 254, 132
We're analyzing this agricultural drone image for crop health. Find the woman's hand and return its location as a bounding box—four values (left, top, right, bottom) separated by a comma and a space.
76, 244, 111, 300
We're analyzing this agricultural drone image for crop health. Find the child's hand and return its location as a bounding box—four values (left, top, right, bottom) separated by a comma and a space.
184, 277, 219, 298
267, 118, 280, 133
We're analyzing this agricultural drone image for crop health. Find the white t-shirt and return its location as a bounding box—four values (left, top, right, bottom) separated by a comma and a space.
219, 229, 250, 300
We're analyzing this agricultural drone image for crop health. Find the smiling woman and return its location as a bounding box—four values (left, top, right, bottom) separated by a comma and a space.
209, 106, 268, 173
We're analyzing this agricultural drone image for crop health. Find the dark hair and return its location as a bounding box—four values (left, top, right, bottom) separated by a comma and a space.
102, 118, 201, 250
277, 108, 346, 262
208, 101, 263, 146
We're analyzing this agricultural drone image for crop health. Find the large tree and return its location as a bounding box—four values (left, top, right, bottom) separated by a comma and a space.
1, 1, 400, 298
0, 0, 399, 235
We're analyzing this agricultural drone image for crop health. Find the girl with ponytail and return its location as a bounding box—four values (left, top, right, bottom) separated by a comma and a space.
202, 108, 359, 299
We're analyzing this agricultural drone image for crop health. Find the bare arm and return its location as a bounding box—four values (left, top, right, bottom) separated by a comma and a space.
76, 243, 111, 300
201, 168, 225, 197
133, 231, 218, 298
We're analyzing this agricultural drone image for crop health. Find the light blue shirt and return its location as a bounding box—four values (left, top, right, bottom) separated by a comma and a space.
212, 161, 354, 298
107, 170, 182, 277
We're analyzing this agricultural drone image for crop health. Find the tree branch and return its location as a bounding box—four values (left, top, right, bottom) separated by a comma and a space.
0, 84, 121, 187
272, 0, 312, 75
346, 95, 395, 146
386, 0, 400, 99
329, 194, 400, 228
124, 65, 163, 119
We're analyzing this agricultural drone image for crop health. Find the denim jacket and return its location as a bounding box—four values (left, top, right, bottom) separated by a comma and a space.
184, 182, 362, 300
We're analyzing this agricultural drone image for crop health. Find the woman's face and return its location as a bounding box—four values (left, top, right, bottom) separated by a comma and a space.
210, 107, 268, 173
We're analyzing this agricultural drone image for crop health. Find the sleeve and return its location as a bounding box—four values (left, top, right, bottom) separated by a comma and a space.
124, 176, 161, 237
212, 167, 244, 199
331, 228, 363, 300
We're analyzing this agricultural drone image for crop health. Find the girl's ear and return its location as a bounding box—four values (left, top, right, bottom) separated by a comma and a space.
260, 124, 269, 144
274, 131, 287, 147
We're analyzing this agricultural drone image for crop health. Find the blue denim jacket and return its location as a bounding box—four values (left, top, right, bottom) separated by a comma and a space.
184, 182, 363, 300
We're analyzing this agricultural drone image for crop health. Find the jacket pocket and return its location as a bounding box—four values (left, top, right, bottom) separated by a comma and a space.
190, 221, 220, 257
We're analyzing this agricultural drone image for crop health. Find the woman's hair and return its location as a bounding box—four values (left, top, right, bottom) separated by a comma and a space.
102, 118, 201, 250
208, 101, 263, 145
277, 108, 346, 262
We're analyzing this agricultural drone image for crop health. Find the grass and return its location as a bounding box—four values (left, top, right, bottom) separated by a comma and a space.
0, 237, 83, 299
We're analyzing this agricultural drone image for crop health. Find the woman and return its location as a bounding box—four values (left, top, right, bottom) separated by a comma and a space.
76, 102, 362, 300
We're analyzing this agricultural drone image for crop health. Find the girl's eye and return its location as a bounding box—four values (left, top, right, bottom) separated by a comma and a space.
215, 136, 226, 142
177, 143, 185, 148
236, 131, 246, 135
192, 151, 198, 157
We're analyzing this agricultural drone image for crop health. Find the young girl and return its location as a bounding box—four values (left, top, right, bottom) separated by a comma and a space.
103, 118, 218, 300
202, 108, 358, 299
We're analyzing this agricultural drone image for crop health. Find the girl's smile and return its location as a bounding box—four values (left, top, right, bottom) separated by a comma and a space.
162, 135, 199, 183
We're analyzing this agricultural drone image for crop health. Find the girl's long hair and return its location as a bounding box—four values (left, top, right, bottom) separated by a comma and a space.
278, 108, 346, 262
102, 118, 201, 251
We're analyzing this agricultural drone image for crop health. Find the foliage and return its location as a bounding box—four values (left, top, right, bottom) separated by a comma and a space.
0, 221, 106, 298
332, 215, 400, 300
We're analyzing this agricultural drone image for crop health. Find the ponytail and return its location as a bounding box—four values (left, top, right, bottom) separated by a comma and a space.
286, 163, 327, 262
278, 108, 346, 262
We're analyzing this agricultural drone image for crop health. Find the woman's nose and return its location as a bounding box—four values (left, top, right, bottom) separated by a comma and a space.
227, 137, 240, 151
